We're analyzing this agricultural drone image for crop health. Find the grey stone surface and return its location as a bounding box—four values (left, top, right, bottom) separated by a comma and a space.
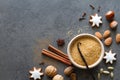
0, 0, 120, 80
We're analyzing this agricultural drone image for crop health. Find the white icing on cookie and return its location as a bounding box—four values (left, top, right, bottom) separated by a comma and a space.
29, 67, 43, 80
103, 50, 116, 64
89, 14, 102, 27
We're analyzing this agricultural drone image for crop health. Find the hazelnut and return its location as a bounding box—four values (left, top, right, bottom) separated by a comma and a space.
103, 30, 111, 38
110, 20, 118, 29
70, 73, 77, 80
64, 66, 74, 76
95, 32, 103, 40
105, 11, 115, 21
45, 65, 57, 77
116, 34, 120, 43
52, 74, 64, 80
104, 37, 112, 46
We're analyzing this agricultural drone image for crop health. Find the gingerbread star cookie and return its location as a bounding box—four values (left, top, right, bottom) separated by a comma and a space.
29, 67, 44, 80
89, 13, 102, 27
103, 50, 116, 64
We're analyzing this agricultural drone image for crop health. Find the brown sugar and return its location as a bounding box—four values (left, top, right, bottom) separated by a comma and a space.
70, 36, 101, 66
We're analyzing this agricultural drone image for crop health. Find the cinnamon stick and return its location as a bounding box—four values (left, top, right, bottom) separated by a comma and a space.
42, 49, 72, 65
48, 44, 69, 60
43, 49, 70, 63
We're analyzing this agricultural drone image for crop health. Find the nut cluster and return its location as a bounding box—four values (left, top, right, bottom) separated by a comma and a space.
94, 30, 112, 46
105, 11, 118, 29
45, 65, 64, 80
94, 10, 120, 46
44, 65, 76, 80
98, 66, 114, 80
95, 30, 120, 46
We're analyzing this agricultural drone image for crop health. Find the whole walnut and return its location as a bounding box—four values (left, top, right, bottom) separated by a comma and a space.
52, 74, 64, 80
45, 65, 57, 77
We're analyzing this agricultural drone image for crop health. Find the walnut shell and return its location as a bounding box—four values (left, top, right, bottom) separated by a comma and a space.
64, 66, 74, 76
95, 32, 103, 40
45, 65, 57, 77
104, 37, 112, 46
103, 30, 111, 38
52, 74, 64, 80
116, 34, 120, 43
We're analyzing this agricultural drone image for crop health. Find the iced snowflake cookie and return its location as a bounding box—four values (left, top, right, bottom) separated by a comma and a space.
29, 67, 44, 80
89, 13, 102, 27
103, 50, 116, 64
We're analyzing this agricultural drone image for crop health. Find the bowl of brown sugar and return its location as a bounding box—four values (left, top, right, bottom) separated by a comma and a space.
67, 33, 104, 69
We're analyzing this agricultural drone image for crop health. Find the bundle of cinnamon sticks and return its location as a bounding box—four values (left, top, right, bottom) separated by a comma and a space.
42, 45, 72, 65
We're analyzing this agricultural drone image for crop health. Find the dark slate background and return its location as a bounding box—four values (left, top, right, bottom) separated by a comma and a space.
0, 0, 120, 80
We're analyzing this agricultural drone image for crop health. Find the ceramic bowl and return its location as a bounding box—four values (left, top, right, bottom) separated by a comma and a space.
67, 33, 104, 69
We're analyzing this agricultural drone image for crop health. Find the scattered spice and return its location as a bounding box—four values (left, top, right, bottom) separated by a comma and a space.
89, 4, 95, 10
39, 61, 45, 65
79, 17, 85, 21
82, 12, 86, 17
79, 12, 86, 21
67, 29, 73, 37
56, 39, 65, 46
98, 6, 101, 12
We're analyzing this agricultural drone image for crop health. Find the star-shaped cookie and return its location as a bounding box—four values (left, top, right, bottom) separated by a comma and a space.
29, 67, 44, 80
103, 50, 116, 64
89, 13, 102, 27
